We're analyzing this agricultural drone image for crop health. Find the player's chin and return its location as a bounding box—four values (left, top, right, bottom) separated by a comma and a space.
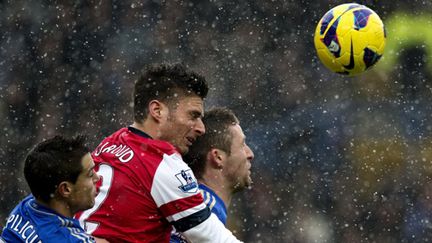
88, 197, 96, 208
246, 178, 253, 188
78, 201, 95, 212
89, 192, 97, 207
179, 145, 189, 155
237, 178, 252, 190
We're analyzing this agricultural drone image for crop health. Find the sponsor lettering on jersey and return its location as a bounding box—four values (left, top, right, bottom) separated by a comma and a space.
94, 142, 134, 163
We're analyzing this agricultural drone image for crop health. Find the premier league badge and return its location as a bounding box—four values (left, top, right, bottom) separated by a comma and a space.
176, 169, 198, 193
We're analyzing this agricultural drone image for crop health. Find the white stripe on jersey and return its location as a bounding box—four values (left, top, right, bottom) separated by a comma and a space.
208, 196, 216, 210
202, 191, 210, 205
201, 190, 216, 210
166, 203, 207, 222
68, 227, 93, 242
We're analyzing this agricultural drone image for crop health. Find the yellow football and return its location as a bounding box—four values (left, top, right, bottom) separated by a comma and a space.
314, 3, 386, 75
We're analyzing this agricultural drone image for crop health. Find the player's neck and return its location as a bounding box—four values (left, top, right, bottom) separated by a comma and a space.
131, 121, 159, 139
37, 199, 73, 218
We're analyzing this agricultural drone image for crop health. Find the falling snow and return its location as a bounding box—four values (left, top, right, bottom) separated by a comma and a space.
1, 0, 432, 242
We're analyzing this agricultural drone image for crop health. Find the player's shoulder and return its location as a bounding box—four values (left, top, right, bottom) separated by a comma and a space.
92, 127, 143, 164
35, 225, 94, 243
38, 215, 94, 243
198, 184, 227, 224
3, 203, 93, 243
13, 195, 54, 223
199, 188, 216, 210
55, 225, 95, 243
9, 194, 33, 214
92, 127, 178, 161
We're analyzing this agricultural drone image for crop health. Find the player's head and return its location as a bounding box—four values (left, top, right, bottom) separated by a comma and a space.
187, 107, 254, 192
24, 135, 99, 214
134, 63, 209, 154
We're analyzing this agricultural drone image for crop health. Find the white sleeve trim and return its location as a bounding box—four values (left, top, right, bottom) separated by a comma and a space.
166, 203, 207, 222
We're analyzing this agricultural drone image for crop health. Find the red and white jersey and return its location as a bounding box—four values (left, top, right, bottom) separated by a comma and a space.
76, 127, 210, 243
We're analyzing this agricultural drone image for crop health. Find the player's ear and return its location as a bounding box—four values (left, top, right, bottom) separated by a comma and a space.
208, 148, 225, 169
148, 100, 165, 121
57, 181, 73, 198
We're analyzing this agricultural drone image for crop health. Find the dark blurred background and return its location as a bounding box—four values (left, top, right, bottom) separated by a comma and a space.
2, 0, 432, 242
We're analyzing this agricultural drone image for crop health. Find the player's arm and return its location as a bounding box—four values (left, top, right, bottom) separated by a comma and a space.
168, 203, 241, 243
180, 213, 242, 243
151, 154, 243, 243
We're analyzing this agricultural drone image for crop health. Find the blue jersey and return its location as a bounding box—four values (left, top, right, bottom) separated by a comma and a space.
1, 195, 95, 243
198, 184, 227, 225
170, 184, 227, 242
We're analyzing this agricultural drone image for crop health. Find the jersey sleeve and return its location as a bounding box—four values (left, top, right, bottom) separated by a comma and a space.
201, 189, 217, 210
53, 225, 95, 243
199, 188, 227, 225
182, 213, 243, 243
151, 153, 210, 231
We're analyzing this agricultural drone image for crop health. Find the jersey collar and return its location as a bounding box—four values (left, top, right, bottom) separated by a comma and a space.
128, 126, 152, 139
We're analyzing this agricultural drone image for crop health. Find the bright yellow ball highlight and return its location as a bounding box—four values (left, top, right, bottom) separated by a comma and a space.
314, 3, 386, 75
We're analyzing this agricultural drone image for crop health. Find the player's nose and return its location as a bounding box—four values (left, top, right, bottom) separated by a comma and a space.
246, 144, 254, 160
93, 172, 101, 183
195, 118, 205, 136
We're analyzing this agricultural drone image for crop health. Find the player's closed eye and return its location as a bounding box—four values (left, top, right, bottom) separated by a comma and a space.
190, 111, 202, 119
89, 169, 96, 177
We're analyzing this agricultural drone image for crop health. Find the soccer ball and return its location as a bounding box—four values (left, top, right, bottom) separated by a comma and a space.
314, 3, 386, 75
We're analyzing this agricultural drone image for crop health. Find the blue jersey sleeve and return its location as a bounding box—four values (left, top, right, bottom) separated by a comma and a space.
1, 195, 94, 243
199, 184, 227, 225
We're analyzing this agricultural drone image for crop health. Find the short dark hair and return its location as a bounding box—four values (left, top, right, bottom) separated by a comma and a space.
134, 63, 209, 122
24, 135, 90, 202
185, 107, 239, 179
